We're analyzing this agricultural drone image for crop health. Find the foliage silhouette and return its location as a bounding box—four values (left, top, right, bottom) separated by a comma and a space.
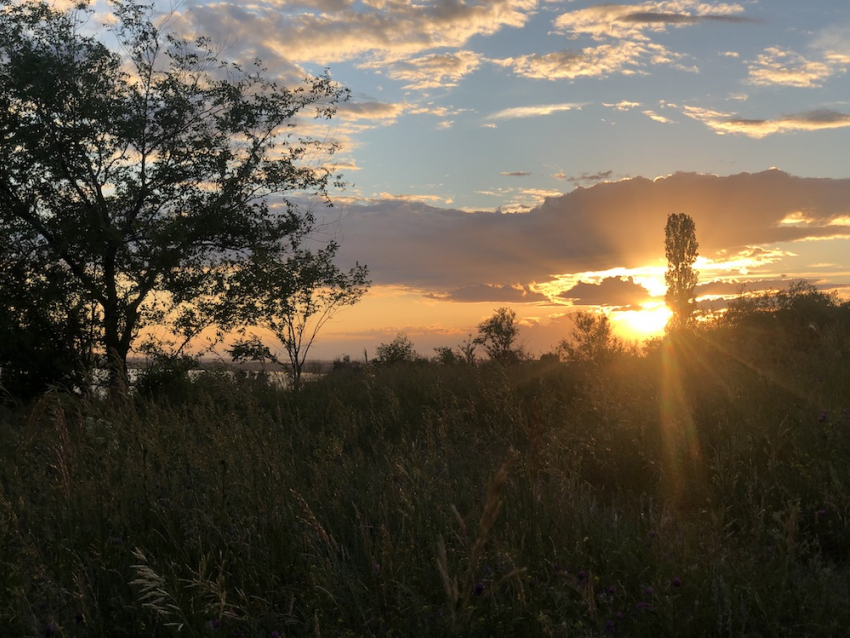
0, 0, 347, 390
664, 213, 699, 329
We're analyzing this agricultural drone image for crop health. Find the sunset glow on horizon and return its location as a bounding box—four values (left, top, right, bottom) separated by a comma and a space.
78, 0, 850, 360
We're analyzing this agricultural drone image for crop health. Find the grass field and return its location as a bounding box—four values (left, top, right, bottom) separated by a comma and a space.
2, 316, 850, 636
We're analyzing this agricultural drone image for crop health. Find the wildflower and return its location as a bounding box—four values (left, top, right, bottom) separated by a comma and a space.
648, 530, 658, 540
816, 508, 827, 520
372, 562, 381, 575
271, 631, 281, 638
644, 586, 654, 596
474, 581, 485, 596
577, 570, 587, 581
615, 612, 624, 620
818, 410, 828, 423
636, 602, 653, 611
605, 619, 615, 633
606, 585, 617, 596
671, 577, 681, 588
44, 622, 58, 638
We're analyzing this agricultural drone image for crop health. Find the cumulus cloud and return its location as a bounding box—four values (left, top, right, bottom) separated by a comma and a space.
509, 1, 754, 80
683, 106, 850, 138
559, 276, 653, 307
188, 0, 536, 67
747, 47, 837, 88
326, 171, 850, 293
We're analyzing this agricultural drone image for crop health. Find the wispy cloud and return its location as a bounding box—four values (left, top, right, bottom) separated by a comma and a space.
643, 109, 674, 123
553, 1, 750, 41
495, 41, 667, 79
683, 106, 850, 137
555, 170, 615, 185
502, 171, 532, 177
359, 50, 482, 90
487, 102, 584, 120
603, 100, 641, 110
425, 283, 549, 303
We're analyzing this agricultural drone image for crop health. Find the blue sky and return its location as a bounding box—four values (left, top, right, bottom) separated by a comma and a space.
78, 0, 850, 357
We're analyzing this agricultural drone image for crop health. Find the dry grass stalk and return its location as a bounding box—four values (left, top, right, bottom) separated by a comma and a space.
291, 488, 336, 553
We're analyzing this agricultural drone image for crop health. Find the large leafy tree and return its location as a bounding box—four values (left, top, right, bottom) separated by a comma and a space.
664, 213, 699, 329
0, 0, 347, 388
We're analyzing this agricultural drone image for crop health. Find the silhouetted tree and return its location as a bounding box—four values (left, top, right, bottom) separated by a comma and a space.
375, 333, 418, 366
665, 213, 699, 328
476, 307, 522, 363
0, 0, 347, 389
559, 311, 623, 365
228, 243, 369, 390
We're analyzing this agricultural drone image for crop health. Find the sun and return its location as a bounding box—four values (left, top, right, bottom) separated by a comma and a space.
615, 304, 672, 340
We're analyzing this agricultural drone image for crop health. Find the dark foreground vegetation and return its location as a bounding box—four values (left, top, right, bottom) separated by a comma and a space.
2, 286, 850, 637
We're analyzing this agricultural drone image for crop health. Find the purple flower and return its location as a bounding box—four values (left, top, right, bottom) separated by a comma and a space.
818, 410, 828, 423
474, 581, 485, 596
372, 562, 381, 574
606, 585, 617, 596
644, 586, 654, 596
44, 622, 58, 638
636, 602, 653, 611
605, 619, 615, 633
577, 570, 587, 581
615, 612, 624, 620
816, 508, 827, 519
671, 577, 681, 588
271, 631, 281, 638
648, 530, 658, 539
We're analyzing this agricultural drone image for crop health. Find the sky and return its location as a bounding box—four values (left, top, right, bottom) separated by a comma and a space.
77, 0, 850, 359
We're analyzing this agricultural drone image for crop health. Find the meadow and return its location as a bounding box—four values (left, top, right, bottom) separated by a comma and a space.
2, 301, 850, 637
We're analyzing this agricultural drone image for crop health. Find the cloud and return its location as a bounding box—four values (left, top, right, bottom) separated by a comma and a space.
327, 171, 850, 293
556, 170, 615, 184
337, 101, 410, 122
552, 1, 750, 41
616, 11, 758, 25
495, 41, 665, 79
604, 100, 641, 110
683, 106, 850, 138
502, 171, 532, 177
487, 102, 584, 120
559, 276, 653, 307
643, 109, 674, 123
188, 0, 537, 67
695, 278, 789, 298
425, 283, 550, 303
747, 47, 837, 88
359, 50, 482, 90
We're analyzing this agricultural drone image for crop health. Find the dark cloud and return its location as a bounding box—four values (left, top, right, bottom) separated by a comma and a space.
695, 279, 790, 297
425, 283, 549, 303
559, 276, 652, 307
560, 170, 614, 185
502, 171, 532, 177
617, 12, 760, 25
327, 170, 850, 292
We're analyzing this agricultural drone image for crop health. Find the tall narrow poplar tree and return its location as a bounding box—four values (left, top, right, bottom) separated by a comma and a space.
664, 213, 699, 328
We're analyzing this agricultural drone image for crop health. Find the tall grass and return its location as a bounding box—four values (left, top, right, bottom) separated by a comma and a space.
1, 332, 850, 636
